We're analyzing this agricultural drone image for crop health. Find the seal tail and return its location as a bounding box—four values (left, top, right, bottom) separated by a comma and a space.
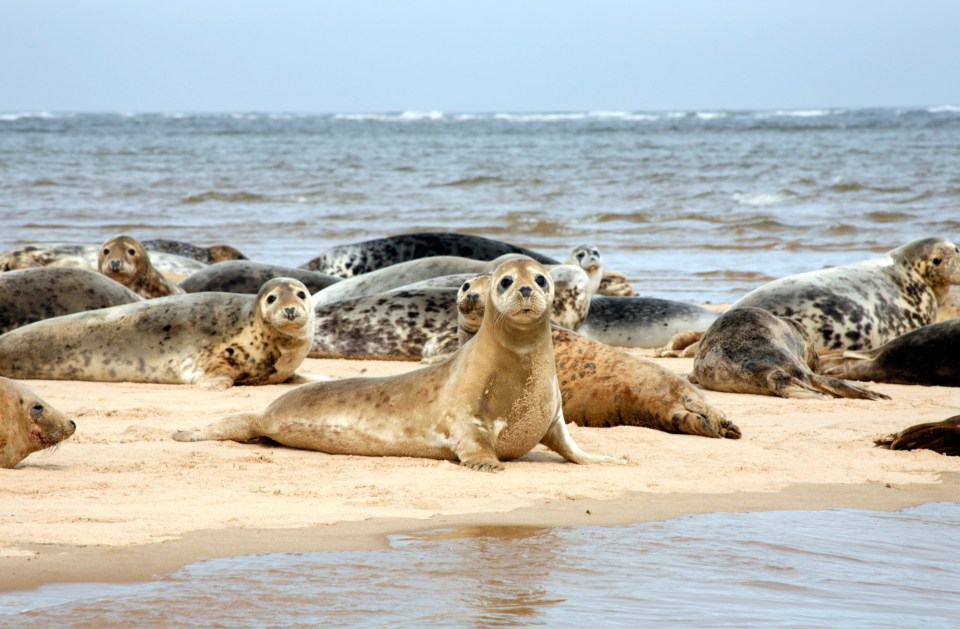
809, 374, 891, 401
874, 416, 960, 455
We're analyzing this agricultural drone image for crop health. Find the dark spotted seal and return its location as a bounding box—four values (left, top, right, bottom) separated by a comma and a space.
140, 239, 248, 264
874, 416, 960, 456
180, 260, 342, 295
98, 235, 185, 298
577, 296, 719, 348
689, 307, 889, 400
821, 318, 960, 387
173, 258, 626, 472
299, 232, 558, 277
0, 267, 141, 334
1, 377, 76, 468
730, 237, 960, 351
0, 278, 315, 390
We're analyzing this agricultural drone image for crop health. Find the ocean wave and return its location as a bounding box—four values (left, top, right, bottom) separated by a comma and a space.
333, 111, 444, 122
181, 191, 274, 204
731, 190, 798, 207
428, 175, 505, 188
866, 211, 915, 223
755, 109, 845, 118
928, 105, 960, 113
0, 111, 67, 122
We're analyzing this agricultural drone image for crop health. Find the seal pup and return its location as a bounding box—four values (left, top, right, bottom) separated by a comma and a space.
730, 237, 960, 351
820, 318, 960, 387
874, 416, 960, 456
689, 308, 889, 400
299, 232, 558, 277
577, 296, 719, 348
0, 267, 141, 334
140, 239, 248, 264
1, 242, 207, 278
174, 259, 626, 471
0, 278, 315, 390
180, 260, 342, 295
456, 274, 740, 439
1, 377, 76, 468
98, 235, 186, 298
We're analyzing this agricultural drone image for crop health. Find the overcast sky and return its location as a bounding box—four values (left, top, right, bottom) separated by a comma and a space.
3, 0, 958, 113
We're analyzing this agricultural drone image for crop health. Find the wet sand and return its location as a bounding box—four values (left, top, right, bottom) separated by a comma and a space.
4, 352, 960, 593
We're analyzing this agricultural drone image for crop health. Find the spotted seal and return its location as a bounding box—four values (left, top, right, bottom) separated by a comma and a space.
689, 307, 889, 400
456, 274, 739, 439
0, 278, 314, 390
730, 237, 960, 351
564, 244, 634, 297
874, 416, 960, 456
180, 260, 342, 295
0, 242, 207, 278
1, 377, 76, 468
140, 239, 248, 264
299, 232, 558, 277
0, 267, 141, 334
820, 318, 960, 387
577, 296, 719, 348
173, 258, 626, 472
98, 235, 185, 298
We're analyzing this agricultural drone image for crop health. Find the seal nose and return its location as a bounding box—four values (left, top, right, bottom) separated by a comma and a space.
466, 293, 479, 302
519, 286, 533, 298
283, 307, 297, 320
110, 260, 122, 272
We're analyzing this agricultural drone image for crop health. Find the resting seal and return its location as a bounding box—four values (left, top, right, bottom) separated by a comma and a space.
457, 274, 739, 439
874, 416, 960, 456
98, 235, 185, 298
730, 237, 960, 351
564, 244, 634, 297
174, 259, 626, 471
180, 260, 341, 295
0, 278, 314, 390
299, 232, 558, 277
0, 242, 207, 278
578, 296, 719, 348
0, 267, 141, 334
140, 239, 248, 264
821, 318, 960, 387
1, 377, 76, 468
689, 307, 889, 400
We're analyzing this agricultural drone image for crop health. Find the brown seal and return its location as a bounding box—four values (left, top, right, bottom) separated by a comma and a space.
0, 377, 76, 468
456, 274, 739, 439
689, 307, 889, 400
173, 258, 627, 471
874, 416, 960, 456
98, 235, 185, 298
0, 278, 315, 390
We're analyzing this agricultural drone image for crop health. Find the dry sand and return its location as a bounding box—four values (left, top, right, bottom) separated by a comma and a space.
3, 351, 959, 592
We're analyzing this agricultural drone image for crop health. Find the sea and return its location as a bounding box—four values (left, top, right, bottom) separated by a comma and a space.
2, 108, 959, 625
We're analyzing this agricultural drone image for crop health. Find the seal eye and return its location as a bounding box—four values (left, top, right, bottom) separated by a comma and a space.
933, 257, 942, 266
297, 291, 307, 300
461, 282, 470, 292
499, 276, 514, 290
266, 295, 277, 304
576, 252, 584, 259
30, 404, 44, 420
128, 248, 136, 256
535, 274, 547, 288
102, 248, 110, 255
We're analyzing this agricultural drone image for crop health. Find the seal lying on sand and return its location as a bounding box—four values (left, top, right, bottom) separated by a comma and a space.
0, 278, 315, 390
564, 244, 634, 297
140, 239, 248, 264
0, 242, 207, 278
689, 308, 889, 400
98, 235, 185, 298
456, 274, 739, 439
174, 259, 626, 471
578, 296, 719, 348
730, 237, 960, 351
299, 232, 558, 277
821, 318, 960, 387
180, 260, 341, 295
874, 416, 960, 456
0, 267, 141, 334
0, 377, 76, 468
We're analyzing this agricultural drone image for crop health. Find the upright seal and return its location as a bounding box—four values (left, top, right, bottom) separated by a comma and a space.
98, 235, 185, 298
173, 259, 626, 471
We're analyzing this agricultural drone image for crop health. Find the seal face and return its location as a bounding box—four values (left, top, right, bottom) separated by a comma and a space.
98, 235, 185, 298
0, 267, 141, 334
457, 274, 740, 439
874, 416, 960, 456
0, 278, 315, 390
180, 261, 342, 295
689, 307, 889, 400
731, 237, 960, 351
299, 232, 559, 277
565, 245, 603, 294
173, 259, 625, 471
821, 318, 960, 387
0, 377, 76, 468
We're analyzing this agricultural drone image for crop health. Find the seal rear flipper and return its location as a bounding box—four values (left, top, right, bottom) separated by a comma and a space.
172, 411, 262, 443
875, 416, 960, 455
810, 374, 891, 401
540, 414, 627, 465
769, 371, 830, 399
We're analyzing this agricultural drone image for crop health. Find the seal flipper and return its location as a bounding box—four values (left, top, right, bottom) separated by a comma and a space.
768, 370, 830, 399
172, 411, 262, 443
539, 410, 627, 465
809, 374, 891, 401
875, 416, 960, 455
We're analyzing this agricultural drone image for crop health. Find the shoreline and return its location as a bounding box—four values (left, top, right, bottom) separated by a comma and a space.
3, 352, 960, 594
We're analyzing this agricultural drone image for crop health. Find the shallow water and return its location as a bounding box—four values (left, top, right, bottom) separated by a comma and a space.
3, 502, 958, 628
3, 108, 959, 302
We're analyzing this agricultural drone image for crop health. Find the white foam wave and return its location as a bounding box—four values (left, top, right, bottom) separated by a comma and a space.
756, 109, 844, 118
929, 105, 960, 113
732, 191, 792, 207
695, 111, 728, 120
333, 111, 444, 121
0, 111, 63, 122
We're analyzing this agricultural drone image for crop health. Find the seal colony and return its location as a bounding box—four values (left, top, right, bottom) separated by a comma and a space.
0, 376, 76, 469
174, 258, 627, 471
0, 278, 315, 390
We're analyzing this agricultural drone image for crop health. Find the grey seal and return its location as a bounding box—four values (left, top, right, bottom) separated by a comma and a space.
180, 260, 342, 295
1, 376, 76, 469
140, 238, 248, 264
98, 234, 185, 298
1, 242, 207, 278
577, 296, 719, 348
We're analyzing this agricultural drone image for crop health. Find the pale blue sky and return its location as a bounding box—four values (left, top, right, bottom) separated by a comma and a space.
3, 0, 958, 112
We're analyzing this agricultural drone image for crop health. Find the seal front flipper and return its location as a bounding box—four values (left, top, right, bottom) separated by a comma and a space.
539, 410, 627, 465
453, 418, 505, 472
195, 371, 236, 391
